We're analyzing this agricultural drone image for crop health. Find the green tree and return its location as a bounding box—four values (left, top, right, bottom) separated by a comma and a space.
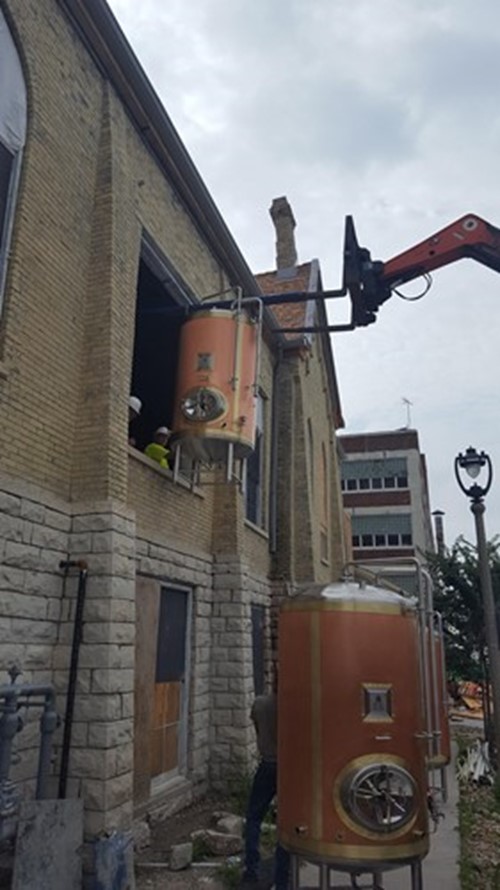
427, 537, 500, 683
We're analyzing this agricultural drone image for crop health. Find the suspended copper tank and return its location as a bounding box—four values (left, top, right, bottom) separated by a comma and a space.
172, 307, 259, 463
278, 581, 430, 874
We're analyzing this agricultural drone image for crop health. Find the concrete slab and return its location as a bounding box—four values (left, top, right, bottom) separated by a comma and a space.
298, 760, 459, 890
12, 799, 83, 890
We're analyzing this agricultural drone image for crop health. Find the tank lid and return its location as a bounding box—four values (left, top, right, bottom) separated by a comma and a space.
284, 580, 415, 611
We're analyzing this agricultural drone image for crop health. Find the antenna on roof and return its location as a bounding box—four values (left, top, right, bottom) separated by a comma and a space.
402, 397, 413, 429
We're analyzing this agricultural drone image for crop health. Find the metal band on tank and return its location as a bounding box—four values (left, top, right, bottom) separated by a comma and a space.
281, 599, 408, 616
185, 309, 237, 321
279, 833, 429, 862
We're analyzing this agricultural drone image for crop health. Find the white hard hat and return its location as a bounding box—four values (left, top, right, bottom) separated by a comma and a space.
156, 426, 171, 435
129, 395, 142, 415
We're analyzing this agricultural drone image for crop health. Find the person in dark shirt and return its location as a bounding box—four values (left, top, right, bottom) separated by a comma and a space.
242, 676, 289, 889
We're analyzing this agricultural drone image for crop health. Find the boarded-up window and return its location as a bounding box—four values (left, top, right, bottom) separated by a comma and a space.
156, 588, 188, 682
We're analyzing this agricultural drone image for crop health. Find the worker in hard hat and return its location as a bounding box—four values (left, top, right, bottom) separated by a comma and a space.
144, 426, 171, 469
129, 395, 142, 421
128, 395, 142, 447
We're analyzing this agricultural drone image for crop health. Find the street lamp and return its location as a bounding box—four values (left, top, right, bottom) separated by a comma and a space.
455, 446, 500, 764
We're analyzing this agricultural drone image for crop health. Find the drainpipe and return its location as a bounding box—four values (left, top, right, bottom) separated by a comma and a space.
58, 560, 88, 799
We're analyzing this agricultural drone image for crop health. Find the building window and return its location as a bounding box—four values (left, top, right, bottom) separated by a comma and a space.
347, 478, 357, 491
372, 478, 382, 489
307, 419, 314, 497
131, 239, 194, 458
384, 477, 396, 489
350, 513, 413, 550
0, 11, 27, 313
245, 393, 265, 527
352, 534, 360, 548
359, 478, 370, 490
397, 475, 408, 488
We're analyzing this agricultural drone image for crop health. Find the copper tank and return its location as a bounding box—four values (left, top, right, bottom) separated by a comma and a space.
278, 581, 430, 871
172, 308, 258, 462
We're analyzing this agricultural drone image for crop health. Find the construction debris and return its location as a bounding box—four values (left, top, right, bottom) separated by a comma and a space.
456, 739, 493, 785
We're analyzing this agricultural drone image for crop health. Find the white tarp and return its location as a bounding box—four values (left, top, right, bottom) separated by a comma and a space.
0, 9, 27, 153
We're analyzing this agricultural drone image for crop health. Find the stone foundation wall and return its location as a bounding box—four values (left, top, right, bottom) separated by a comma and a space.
210, 556, 274, 789
0, 476, 70, 796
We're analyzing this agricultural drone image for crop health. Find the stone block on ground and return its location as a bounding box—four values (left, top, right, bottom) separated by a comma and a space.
216, 814, 244, 837
191, 829, 243, 856
170, 842, 193, 870
133, 818, 151, 852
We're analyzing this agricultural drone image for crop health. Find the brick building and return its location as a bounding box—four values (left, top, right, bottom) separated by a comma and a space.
339, 429, 435, 590
0, 0, 347, 852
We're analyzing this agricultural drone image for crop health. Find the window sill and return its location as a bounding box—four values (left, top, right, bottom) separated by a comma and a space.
128, 446, 205, 498
244, 519, 269, 540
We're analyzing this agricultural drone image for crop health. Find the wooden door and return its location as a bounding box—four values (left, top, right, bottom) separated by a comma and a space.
151, 587, 190, 781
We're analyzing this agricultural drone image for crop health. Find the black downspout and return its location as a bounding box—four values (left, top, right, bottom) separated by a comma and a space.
58, 560, 88, 799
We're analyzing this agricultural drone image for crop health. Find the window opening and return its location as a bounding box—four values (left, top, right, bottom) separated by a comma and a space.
245, 393, 265, 526
131, 256, 186, 454
0, 9, 27, 313
307, 419, 314, 497
0, 143, 14, 237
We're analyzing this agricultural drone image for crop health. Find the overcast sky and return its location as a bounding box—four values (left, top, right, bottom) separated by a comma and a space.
109, 0, 500, 545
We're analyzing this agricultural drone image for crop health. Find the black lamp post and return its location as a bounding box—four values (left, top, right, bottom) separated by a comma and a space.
455, 446, 500, 762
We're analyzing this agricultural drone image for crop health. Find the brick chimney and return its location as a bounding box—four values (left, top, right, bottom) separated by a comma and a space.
270, 196, 297, 270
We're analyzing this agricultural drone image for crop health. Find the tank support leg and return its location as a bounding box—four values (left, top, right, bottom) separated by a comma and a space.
319, 863, 329, 890
290, 854, 300, 890
410, 860, 423, 890
440, 765, 448, 803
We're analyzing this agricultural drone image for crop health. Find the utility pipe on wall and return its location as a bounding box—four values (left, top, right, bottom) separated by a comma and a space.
58, 560, 88, 799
